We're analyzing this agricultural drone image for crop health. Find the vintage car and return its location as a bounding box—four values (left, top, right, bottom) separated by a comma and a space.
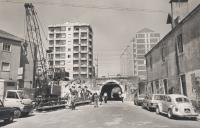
156, 94, 199, 120
134, 94, 145, 106
0, 100, 15, 124
142, 94, 165, 111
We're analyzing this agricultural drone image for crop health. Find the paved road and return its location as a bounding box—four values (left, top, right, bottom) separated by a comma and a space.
1, 101, 200, 128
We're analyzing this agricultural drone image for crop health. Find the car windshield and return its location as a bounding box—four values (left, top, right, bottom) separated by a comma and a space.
154, 95, 162, 100
176, 97, 190, 103
17, 91, 28, 99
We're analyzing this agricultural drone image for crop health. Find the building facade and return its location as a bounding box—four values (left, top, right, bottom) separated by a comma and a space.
145, 4, 200, 106
0, 30, 22, 98
48, 22, 93, 80
133, 28, 160, 79
0, 29, 36, 98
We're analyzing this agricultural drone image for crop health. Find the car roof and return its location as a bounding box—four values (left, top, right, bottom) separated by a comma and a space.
7, 90, 23, 92
167, 94, 188, 99
152, 94, 165, 96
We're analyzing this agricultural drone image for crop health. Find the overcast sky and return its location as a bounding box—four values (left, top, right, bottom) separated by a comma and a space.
0, 0, 199, 76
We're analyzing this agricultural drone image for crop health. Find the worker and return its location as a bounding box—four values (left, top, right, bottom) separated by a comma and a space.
93, 92, 99, 108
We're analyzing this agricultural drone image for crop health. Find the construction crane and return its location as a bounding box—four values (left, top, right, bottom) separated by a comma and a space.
24, 3, 48, 96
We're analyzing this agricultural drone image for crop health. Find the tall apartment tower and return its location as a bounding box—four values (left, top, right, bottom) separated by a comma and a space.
133, 28, 160, 79
48, 22, 93, 80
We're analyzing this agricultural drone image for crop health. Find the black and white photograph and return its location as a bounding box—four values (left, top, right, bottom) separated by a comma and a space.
0, 0, 200, 128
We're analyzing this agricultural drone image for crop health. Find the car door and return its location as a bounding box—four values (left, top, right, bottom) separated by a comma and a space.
0, 100, 7, 119
162, 96, 168, 113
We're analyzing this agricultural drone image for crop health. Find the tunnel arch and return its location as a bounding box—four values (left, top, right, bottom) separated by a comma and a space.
100, 80, 124, 100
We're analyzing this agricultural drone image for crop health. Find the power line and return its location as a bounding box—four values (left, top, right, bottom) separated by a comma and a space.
0, 0, 168, 14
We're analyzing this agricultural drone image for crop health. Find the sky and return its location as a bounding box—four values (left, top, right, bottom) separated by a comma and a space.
0, 0, 199, 77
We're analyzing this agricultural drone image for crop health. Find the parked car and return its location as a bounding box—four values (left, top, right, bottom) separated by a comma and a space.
3, 90, 33, 118
142, 94, 165, 111
134, 94, 145, 106
156, 94, 199, 120
0, 100, 15, 124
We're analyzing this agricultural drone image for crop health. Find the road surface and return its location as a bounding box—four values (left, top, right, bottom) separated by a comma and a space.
1, 101, 200, 128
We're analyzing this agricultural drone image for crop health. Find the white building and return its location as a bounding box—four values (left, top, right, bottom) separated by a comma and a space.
133, 28, 160, 79
120, 45, 134, 77
48, 22, 93, 80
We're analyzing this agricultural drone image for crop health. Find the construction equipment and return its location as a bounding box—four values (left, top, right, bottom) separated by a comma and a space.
24, 3, 49, 96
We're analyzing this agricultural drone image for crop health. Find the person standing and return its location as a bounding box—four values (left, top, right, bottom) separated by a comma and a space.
99, 95, 103, 105
70, 86, 77, 110
93, 93, 99, 108
103, 93, 108, 103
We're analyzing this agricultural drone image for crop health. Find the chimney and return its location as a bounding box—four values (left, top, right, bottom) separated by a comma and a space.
167, 0, 189, 28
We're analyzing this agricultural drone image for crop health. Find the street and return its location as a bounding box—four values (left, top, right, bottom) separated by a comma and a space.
1, 101, 200, 128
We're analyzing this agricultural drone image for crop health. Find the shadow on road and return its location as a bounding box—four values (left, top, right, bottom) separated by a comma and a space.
0, 121, 17, 127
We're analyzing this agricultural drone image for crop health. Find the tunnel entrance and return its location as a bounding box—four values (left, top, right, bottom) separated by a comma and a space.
100, 81, 123, 101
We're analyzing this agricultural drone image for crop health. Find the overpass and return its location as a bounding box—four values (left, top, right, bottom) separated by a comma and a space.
92, 76, 139, 101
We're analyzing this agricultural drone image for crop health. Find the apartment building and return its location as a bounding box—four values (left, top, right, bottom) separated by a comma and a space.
48, 22, 93, 80
133, 28, 160, 79
145, 4, 200, 107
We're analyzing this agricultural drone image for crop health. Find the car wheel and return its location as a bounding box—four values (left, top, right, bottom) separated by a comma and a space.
147, 105, 150, 111
156, 107, 160, 114
14, 109, 21, 118
167, 109, 173, 119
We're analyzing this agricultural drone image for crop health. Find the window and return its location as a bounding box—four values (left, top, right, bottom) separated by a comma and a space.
150, 38, 158, 43
68, 28, 71, 31
137, 49, 145, 54
49, 40, 54, 45
49, 34, 54, 38
137, 44, 145, 49
55, 54, 65, 59
136, 39, 145, 43
177, 34, 183, 53
56, 40, 66, 45
48, 27, 54, 32
137, 60, 144, 65
68, 55, 71, 58
138, 66, 146, 70
3, 43, 11, 52
137, 55, 145, 59
61, 26, 66, 31
176, 97, 189, 103
136, 34, 145, 38
150, 33, 160, 37
2, 62, 10, 71
161, 45, 165, 62
7, 92, 18, 99
150, 55, 152, 69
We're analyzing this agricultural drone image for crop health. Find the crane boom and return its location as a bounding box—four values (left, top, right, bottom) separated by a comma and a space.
24, 3, 48, 95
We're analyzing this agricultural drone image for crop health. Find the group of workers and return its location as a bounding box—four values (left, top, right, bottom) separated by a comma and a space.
68, 86, 125, 110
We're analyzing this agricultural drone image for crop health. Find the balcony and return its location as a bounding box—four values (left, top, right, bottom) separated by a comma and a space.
81, 57, 87, 60
73, 64, 79, 67
80, 64, 87, 67
80, 50, 87, 54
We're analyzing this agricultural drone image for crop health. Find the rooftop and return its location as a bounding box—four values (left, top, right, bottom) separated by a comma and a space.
145, 4, 200, 57
137, 28, 154, 33
0, 29, 22, 42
